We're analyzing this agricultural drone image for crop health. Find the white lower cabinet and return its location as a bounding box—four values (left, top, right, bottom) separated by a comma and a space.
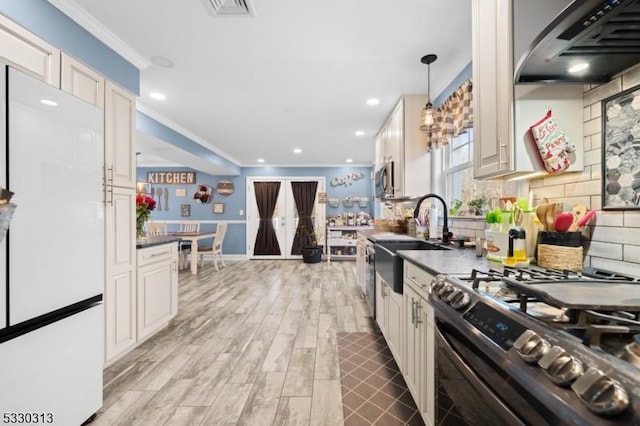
136, 243, 179, 342
375, 272, 403, 371
403, 262, 435, 426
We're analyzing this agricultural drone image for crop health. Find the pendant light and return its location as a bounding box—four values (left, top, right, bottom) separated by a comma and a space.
419, 54, 437, 133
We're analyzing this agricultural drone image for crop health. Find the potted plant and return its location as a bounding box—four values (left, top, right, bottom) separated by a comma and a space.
449, 199, 463, 216
468, 197, 487, 216
300, 227, 323, 264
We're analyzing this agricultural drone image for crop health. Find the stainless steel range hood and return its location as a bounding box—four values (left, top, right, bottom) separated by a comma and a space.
515, 0, 640, 84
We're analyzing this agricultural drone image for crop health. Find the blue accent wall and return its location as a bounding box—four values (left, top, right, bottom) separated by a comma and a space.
434, 61, 472, 107
138, 166, 374, 255
0, 0, 139, 94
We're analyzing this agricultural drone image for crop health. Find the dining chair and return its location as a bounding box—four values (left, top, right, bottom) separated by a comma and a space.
146, 221, 167, 236
178, 221, 200, 269
198, 222, 228, 271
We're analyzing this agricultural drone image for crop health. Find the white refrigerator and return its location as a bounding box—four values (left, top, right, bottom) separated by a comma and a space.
0, 64, 104, 424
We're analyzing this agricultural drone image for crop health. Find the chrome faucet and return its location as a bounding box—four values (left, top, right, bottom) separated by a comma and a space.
413, 193, 453, 244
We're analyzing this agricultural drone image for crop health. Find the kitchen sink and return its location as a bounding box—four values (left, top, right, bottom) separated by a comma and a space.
375, 239, 452, 294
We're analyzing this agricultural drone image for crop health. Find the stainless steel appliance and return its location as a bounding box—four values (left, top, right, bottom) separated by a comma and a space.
364, 239, 375, 317
515, 0, 640, 84
429, 266, 640, 425
374, 161, 394, 199
0, 64, 104, 424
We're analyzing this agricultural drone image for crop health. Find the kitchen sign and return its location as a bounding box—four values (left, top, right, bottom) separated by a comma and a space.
147, 171, 196, 185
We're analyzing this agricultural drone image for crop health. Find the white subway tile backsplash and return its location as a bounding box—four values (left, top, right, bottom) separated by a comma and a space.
591, 225, 640, 245
583, 147, 601, 167
596, 211, 624, 227
585, 241, 623, 260
590, 256, 640, 277
590, 103, 602, 120
624, 211, 640, 227
622, 64, 640, 90
564, 180, 600, 197
624, 244, 640, 263
583, 106, 590, 122
583, 118, 601, 137
584, 78, 622, 105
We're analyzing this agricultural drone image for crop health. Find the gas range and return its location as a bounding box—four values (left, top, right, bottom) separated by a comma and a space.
429, 266, 640, 424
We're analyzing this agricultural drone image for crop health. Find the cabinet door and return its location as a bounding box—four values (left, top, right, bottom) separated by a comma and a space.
472, 0, 513, 179
61, 53, 105, 108
386, 289, 403, 371
105, 81, 136, 188
387, 101, 404, 196
421, 302, 435, 426
404, 286, 420, 399
0, 15, 60, 86
137, 261, 174, 341
375, 272, 385, 332
104, 187, 136, 362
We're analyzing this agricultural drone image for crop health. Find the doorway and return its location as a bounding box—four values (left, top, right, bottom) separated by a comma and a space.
246, 177, 326, 259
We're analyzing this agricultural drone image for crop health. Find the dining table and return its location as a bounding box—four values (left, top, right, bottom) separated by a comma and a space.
168, 231, 216, 274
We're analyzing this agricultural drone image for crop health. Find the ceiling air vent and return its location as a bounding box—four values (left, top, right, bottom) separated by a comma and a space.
204, 0, 255, 17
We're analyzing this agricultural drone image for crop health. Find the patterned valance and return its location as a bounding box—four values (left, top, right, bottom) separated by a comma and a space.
425, 79, 473, 152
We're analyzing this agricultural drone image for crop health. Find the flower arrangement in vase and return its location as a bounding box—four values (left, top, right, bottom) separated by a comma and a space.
136, 194, 156, 238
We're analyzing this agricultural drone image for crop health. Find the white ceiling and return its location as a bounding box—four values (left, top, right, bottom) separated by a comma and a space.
53, 0, 472, 170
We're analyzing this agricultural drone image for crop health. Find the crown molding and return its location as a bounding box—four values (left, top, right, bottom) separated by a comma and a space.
47, 0, 150, 70
136, 103, 241, 166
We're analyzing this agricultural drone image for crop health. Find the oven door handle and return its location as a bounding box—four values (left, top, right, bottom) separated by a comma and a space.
436, 326, 526, 426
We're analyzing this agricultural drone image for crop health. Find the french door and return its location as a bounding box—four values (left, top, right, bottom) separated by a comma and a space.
246, 177, 325, 259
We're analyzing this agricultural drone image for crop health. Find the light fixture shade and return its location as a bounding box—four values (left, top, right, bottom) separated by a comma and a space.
419, 102, 435, 132
419, 53, 438, 133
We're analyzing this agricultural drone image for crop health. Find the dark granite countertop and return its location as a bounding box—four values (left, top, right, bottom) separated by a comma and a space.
398, 247, 503, 276
136, 235, 182, 249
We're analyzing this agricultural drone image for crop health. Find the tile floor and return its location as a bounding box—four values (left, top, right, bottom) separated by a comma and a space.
94, 259, 421, 425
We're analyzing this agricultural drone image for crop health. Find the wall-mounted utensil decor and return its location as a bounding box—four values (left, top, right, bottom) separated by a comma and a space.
602, 84, 640, 209
193, 184, 212, 204
181, 204, 191, 217
164, 187, 169, 210
216, 179, 234, 196
155, 187, 163, 210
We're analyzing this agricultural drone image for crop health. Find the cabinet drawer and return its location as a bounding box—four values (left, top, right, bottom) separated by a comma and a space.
405, 262, 433, 290
137, 243, 176, 266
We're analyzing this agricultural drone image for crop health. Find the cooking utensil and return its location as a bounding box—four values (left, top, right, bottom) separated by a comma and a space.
545, 203, 557, 232
577, 209, 596, 228
554, 211, 574, 232
156, 187, 163, 210
568, 204, 587, 232
164, 187, 169, 211
536, 204, 549, 231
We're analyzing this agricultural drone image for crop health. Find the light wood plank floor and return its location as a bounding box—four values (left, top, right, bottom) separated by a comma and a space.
95, 259, 376, 425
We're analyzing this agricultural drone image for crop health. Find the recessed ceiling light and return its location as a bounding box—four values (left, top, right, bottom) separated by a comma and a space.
293, 148, 302, 154
150, 92, 166, 100
346, 158, 353, 163
150, 56, 174, 68
366, 98, 380, 106
355, 130, 365, 136
567, 63, 589, 73
257, 158, 265, 163
40, 99, 57, 106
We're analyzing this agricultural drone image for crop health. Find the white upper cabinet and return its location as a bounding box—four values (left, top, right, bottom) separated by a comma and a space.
472, 0, 584, 180
61, 54, 105, 108
0, 15, 60, 86
375, 95, 431, 197
105, 80, 136, 189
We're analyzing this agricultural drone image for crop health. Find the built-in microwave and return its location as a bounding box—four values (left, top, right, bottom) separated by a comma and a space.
374, 161, 394, 199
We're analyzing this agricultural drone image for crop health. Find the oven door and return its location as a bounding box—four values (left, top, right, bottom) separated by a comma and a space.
434, 318, 557, 426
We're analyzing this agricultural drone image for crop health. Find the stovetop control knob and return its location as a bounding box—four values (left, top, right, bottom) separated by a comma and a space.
537, 346, 583, 386
447, 289, 470, 310
571, 367, 629, 416
512, 330, 550, 364
437, 284, 455, 299
430, 276, 446, 294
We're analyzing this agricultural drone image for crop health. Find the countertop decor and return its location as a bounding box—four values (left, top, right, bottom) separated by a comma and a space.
136, 194, 157, 238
